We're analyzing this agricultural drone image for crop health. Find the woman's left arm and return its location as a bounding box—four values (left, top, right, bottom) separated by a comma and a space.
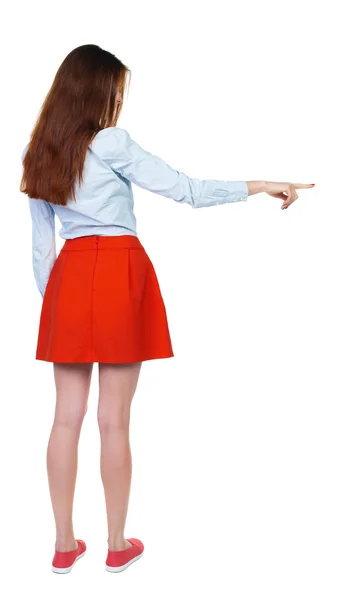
22, 144, 57, 298
28, 198, 57, 299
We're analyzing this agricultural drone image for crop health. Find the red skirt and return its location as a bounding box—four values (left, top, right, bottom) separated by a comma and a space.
35, 234, 174, 363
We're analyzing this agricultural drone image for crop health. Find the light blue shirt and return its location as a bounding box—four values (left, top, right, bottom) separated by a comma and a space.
22, 126, 249, 298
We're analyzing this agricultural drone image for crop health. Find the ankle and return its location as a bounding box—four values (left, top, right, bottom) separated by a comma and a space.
55, 537, 78, 552
108, 536, 128, 551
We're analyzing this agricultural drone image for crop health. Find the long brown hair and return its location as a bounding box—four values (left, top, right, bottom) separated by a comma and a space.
20, 44, 131, 206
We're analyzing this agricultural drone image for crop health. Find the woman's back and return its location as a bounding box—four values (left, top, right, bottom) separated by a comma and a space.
23, 127, 138, 240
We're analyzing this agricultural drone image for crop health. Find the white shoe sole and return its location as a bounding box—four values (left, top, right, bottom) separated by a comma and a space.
52, 550, 86, 574
105, 551, 144, 573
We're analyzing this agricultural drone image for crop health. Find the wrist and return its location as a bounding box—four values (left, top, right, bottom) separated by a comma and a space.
246, 181, 267, 196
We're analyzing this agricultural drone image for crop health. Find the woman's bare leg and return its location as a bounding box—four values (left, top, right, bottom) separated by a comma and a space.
97, 362, 142, 552
48, 362, 93, 552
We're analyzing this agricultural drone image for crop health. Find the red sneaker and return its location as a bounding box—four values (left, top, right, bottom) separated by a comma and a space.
52, 539, 86, 573
105, 538, 144, 572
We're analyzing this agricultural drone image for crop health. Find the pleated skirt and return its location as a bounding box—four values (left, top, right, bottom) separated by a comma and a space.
35, 234, 174, 363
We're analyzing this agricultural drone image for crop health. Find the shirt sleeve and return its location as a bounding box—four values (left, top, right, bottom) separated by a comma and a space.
28, 198, 57, 299
22, 143, 57, 298
103, 127, 249, 208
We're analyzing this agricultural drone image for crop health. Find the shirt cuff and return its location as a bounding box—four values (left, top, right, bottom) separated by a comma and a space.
225, 180, 249, 202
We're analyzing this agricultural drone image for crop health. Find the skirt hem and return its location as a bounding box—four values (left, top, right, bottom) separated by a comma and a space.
35, 353, 175, 363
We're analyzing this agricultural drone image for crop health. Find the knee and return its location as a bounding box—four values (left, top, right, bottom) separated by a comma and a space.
54, 405, 87, 431
97, 404, 130, 435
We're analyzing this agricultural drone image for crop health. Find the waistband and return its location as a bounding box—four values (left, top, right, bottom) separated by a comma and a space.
61, 234, 144, 252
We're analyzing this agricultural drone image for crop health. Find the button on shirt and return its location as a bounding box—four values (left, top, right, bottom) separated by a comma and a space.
21, 126, 249, 298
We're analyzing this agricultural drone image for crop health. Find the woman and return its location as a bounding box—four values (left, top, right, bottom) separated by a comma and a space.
20, 44, 314, 574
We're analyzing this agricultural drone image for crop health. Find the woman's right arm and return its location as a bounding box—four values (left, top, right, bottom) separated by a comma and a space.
99, 128, 314, 209
99, 127, 250, 209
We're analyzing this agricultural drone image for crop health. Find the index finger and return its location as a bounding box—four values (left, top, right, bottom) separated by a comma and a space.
292, 183, 315, 188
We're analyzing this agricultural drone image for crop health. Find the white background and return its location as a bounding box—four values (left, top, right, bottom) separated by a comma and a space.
2, 0, 341, 598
